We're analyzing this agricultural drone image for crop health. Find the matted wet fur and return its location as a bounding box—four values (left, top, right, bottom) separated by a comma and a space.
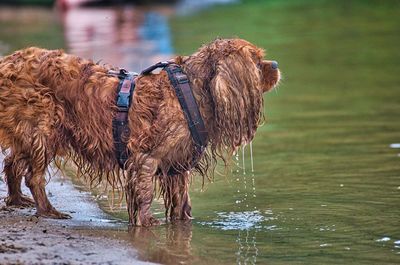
0, 38, 280, 226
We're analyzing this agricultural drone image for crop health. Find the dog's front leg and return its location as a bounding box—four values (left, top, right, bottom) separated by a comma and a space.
126, 154, 160, 226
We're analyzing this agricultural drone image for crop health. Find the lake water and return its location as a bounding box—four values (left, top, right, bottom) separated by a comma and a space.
0, 1, 399, 264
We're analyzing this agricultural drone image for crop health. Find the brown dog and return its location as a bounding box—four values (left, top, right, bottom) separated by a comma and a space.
0, 38, 280, 226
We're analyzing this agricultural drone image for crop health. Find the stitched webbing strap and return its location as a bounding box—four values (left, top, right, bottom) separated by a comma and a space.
164, 64, 208, 158
112, 70, 137, 169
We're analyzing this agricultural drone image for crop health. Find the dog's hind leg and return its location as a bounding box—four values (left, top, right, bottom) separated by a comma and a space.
163, 171, 192, 222
3, 153, 35, 207
25, 133, 70, 219
126, 154, 160, 226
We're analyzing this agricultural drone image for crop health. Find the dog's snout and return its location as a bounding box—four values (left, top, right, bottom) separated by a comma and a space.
271, 61, 278, 69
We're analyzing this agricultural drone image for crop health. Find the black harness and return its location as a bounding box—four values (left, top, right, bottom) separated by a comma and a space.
111, 69, 138, 168
111, 62, 208, 173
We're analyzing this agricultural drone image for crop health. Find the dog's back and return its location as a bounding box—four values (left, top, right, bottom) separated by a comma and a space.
0, 48, 119, 166
0, 48, 55, 153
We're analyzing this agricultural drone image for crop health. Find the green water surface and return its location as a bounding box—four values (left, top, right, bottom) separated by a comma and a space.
167, 1, 400, 264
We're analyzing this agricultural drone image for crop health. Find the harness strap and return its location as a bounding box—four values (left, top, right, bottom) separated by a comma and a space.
164, 64, 208, 155
142, 63, 209, 174
111, 69, 137, 169
141, 61, 170, 75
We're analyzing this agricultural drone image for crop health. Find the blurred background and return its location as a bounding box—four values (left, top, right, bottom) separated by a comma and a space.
0, 0, 399, 264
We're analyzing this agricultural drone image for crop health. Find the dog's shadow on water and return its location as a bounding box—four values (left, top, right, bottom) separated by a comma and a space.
127, 221, 194, 265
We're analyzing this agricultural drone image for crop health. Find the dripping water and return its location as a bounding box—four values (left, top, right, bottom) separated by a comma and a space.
242, 144, 246, 175
234, 144, 259, 264
250, 141, 257, 201
250, 141, 254, 173
235, 151, 241, 203
242, 145, 248, 208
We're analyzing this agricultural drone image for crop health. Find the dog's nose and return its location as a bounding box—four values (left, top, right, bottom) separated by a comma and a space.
271, 61, 278, 69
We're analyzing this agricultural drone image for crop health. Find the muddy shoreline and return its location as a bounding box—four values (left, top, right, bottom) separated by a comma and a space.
0, 174, 157, 265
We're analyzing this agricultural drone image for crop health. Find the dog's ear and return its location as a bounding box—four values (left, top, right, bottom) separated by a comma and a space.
208, 49, 263, 147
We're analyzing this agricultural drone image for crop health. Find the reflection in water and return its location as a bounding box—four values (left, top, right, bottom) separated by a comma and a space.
60, 5, 173, 72
176, 0, 239, 15
128, 222, 194, 265
236, 230, 259, 265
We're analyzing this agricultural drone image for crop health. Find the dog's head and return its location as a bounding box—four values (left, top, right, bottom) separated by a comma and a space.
219, 38, 280, 93
184, 38, 280, 153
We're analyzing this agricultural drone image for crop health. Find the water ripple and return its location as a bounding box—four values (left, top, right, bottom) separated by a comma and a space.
200, 211, 267, 231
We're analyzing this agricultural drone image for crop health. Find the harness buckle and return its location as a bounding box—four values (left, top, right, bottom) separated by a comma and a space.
116, 92, 131, 109
119, 68, 128, 76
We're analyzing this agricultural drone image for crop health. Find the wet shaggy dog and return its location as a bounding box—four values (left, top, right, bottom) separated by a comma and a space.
0, 38, 280, 226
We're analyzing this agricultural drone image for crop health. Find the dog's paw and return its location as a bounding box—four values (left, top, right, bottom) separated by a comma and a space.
36, 209, 72, 219
5, 195, 35, 208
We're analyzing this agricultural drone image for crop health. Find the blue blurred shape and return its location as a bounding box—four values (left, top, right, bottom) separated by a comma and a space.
139, 12, 174, 55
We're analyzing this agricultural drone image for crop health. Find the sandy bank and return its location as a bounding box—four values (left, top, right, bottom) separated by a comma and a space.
0, 173, 157, 265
